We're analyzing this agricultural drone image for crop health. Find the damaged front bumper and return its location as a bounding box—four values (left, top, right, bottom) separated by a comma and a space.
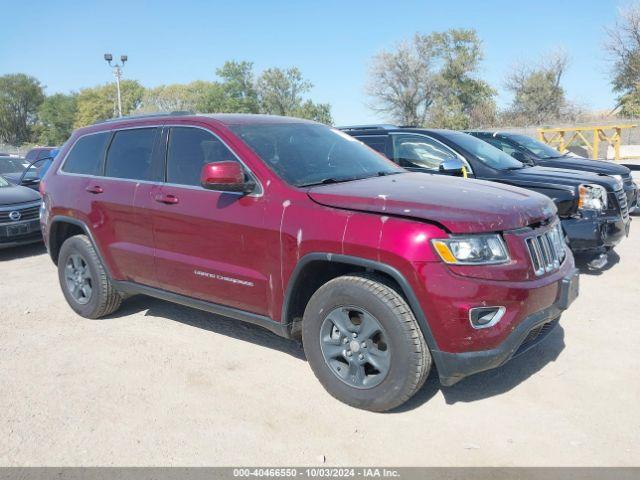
433, 269, 579, 387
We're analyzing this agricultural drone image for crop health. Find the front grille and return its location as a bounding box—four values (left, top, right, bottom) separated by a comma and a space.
615, 188, 630, 223
525, 223, 566, 276
0, 203, 41, 223
513, 319, 559, 357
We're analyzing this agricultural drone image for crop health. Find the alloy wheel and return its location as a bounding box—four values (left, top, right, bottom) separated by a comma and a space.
319, 306, 390, 389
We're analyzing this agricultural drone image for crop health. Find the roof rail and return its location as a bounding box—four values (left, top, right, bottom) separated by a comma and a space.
92, 111, 194, 125
336, 124, 398, 131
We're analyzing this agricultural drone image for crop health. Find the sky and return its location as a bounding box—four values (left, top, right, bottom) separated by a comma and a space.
0, 0, 629, 125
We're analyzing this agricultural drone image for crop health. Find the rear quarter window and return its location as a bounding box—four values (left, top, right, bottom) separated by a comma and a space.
61, 132, 111, 175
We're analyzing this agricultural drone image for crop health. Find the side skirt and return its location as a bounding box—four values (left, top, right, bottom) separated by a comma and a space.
112, 280, 291, 339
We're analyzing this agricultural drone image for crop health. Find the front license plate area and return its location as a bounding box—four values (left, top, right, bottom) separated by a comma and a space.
6, 223, 31, 237
558, 272, 579, 310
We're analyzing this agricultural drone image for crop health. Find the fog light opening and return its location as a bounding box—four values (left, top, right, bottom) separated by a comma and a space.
469, 306, 506, 329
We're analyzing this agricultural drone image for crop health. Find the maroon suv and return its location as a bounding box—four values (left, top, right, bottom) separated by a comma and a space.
40, 113, 579, 411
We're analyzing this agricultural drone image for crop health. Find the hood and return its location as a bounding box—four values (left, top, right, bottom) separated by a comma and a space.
501, 166, 622, 191
307, 173, 556, 234
540, 156, 630, 176
0, 182, 41, 205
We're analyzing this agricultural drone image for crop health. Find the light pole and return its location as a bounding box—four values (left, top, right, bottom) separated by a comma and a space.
103, 53, 128, 117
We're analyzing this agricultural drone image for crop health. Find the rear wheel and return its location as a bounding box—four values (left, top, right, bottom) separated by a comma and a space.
302, 274, 431, 412
58, 234, 122, 319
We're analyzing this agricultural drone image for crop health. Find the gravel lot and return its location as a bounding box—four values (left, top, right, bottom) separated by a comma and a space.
1, 212, 639, 466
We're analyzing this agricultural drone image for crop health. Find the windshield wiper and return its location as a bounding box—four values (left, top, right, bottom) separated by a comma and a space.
298, 177, 354, 187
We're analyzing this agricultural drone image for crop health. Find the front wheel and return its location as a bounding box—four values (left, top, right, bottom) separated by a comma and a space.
302, 274, 431, 412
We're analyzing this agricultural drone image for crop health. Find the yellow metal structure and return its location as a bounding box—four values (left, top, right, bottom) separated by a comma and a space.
537, 124, 637, 161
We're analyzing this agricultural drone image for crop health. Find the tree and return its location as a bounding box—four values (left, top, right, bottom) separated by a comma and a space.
292, 100, 333, 124
605, 4, 640, 116
0, 73, 45, 145
420, 29, 496, 129
256, 67, 332, 123
216, 60, 259, 113
366, 29, 495, 128
38, 93, 78, 145
75, 80, 145, 127
366, 40, 435, 126
256, 67, 312, 115
504, 50, 570, 125
140, 84, 199, 112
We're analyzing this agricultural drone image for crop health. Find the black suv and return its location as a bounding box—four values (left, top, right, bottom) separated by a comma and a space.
467, 130, 638, 212
341, 125, 631, 259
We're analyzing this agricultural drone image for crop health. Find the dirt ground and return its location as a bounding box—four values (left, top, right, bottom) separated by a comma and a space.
1, 212, 639, 466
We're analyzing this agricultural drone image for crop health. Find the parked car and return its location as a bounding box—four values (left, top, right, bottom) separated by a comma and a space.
25, 146, 57, 163
342, 126, 630, 263
40, 113, 579, 411
3, 152, 58, 191
466, 131, 638, 212
0, 174, 43, 249
0, 156, 28, 176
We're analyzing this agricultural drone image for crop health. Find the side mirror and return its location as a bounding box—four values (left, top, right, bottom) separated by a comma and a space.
200, 161, 252, 193
439, 158, 466, 176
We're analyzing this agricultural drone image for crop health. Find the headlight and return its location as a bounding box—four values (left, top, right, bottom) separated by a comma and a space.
578, 184, 607, 211
432, 234, 509, 265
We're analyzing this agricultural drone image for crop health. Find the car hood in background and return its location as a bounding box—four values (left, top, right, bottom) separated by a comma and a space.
497, 166, 622, 191
538, 156, 630, 177
307, 173, 556, 234
0, 183, 41, 205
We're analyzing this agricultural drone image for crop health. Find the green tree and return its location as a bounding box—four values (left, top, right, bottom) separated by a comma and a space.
292, 100, 333, 124
366, 29, 495, 128
0, 73, 45, 145
605, 4, 640, 116
505, 50, 569, 125
38, 93, 78, 145
256, 67, 332, 122
421, 29, 496, 129
216, 60, 259, 113
75, 80, 145, 127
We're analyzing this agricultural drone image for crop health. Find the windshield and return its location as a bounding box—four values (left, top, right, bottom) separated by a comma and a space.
230, 123, 404, 187
509, 134, 564, 159
0, 158, 27, 174
440, 132, 524, 170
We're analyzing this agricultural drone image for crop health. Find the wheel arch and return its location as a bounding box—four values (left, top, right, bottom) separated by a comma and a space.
48, 216, 111, 276
282, 253, 439, 353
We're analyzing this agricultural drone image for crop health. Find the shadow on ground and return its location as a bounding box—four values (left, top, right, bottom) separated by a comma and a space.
395, 326, 566, 410
110, 293, 566, 412
0, 242, 46, 262
574, 250, 620, 276
110, 294, 306, 360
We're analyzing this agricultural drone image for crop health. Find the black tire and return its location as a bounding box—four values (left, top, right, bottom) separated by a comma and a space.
302, 273, 431, 412
57, 234, 122, 319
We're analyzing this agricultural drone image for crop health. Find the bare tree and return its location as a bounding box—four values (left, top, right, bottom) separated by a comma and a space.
605, 3, 640, 115
366, 40, 435, 126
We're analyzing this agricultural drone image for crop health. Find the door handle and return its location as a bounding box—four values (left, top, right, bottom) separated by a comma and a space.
154, 193, 179, 205
85, 185, 103, 194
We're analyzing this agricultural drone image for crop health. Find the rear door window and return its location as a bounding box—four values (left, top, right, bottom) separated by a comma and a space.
105, 128, 159, 181
166, 127, 240, 187
61, 132, 111, 175
356, 136, 388, 155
